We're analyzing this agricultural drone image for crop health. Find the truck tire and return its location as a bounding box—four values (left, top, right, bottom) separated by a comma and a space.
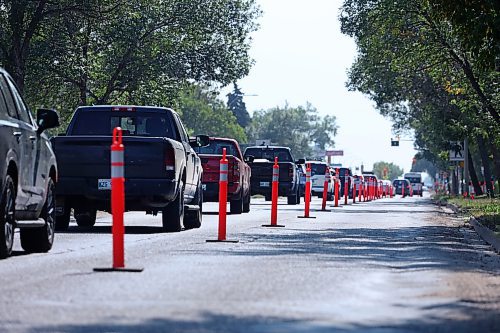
20, 179, 56, 253
184, 181, 202, 230
243, 192, 251, 213
264, 194, 271, 201
55, 200, 71, 231
287, 189, 299, 205
0, 175, 15, 259
74, 208, 97, 228
162, 180, 184, 232
230, 197, 243, 214
327, 191, 334, 201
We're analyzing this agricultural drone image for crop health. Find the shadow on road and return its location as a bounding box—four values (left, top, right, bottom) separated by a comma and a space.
56, 225, 166, 235
28, 309, 500, 333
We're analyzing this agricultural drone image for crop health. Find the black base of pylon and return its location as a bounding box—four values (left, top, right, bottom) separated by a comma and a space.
93, 267, 143, 273
206, 239, 239, 243
297, 215, 316, 219
262, 224, 285, 227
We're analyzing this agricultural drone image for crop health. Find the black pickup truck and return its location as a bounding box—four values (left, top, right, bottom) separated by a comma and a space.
0, 67, 60, 258
243, 146, 304, 205
52, 105, 208, 232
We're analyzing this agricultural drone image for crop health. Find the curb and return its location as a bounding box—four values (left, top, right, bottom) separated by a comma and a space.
469, 217, 500, 254
446, 203, 460, 213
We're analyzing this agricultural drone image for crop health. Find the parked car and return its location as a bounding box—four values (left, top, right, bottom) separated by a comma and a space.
393, 179, 412, 197
193, 137, 251, 214
243, 146, 304, 204
0, 67, 60, 259
404, 172, 423, 197
308, 161, 334, 200
381, 180, 392, 197
353, 174, 364, 197
52, 105, 208, 232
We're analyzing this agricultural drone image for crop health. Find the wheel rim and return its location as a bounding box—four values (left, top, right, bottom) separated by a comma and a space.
45, 184, 55, 245
4, 184, 15, 253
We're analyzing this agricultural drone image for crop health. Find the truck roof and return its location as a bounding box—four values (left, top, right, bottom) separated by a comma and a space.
208, 137, 239, 144
76, 105, 176, 114
245, 145, 291, 150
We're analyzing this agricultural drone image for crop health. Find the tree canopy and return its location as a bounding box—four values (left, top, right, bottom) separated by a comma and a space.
248, 103, 338, 158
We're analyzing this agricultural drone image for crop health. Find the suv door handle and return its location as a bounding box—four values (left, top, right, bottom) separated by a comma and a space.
13, 131, 22, 137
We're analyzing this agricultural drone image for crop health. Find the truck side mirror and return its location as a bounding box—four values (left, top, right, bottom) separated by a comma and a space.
244, 155, 254, 163
296, 158, 305, 164
36, 108, 60, 134
190, 134, 210, 148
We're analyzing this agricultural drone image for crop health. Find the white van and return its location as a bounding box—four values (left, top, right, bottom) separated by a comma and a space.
404, 172, 423, 196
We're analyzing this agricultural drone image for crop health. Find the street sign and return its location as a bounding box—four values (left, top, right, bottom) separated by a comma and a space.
449, 141, 465, 161
391, 140, 399, 146
326, 150, 343, 156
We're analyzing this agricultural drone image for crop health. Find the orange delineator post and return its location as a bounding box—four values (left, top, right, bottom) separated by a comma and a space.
353, 182, 356, 203
402, 183, 405, 198
358, 180, 362, 202
94, 127, 143, 272
298, 163, 315, 219
263, 157, 284, 227
334, 178, 339, 207
207, 148, 238, 242
111, 127, 125, 269
344, 171, 348, 205
218, 148, 229, 240
321, 167, 329, 211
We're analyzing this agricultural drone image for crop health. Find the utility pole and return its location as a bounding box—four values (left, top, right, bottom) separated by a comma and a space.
464, 139, 469, 196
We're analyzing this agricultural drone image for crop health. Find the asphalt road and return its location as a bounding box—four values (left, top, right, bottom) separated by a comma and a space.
1, 194, 499, 333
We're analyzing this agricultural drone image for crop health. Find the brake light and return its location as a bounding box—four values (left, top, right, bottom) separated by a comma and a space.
112, 106, 136, 112
164, 148, 175, 171
232, 161, 240, 179
289, 166, 294, 177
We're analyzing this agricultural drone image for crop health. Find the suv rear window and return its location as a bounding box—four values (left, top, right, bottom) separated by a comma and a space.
244, 147, 293, 162
310, 163, 326, 176
194, 140, 239, 157
70, 111, 176, 139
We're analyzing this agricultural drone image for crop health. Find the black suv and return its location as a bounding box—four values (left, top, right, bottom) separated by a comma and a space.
0, 68, 60, 259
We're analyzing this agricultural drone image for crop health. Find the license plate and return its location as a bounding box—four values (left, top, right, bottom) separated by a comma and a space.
98, 179, 111, 190
202, 184, 207, 191
260, 181, 270, 187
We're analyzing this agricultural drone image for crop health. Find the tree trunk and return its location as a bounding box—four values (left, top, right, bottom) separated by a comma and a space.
488, 138, 500, 196
477, 135, 494, 197
468, 150, 483, 195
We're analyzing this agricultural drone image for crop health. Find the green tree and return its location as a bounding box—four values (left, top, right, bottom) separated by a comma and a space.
248, 103, 338, 158
227, 82, 251, 128
177, 85, 247, 143
373, 161, 404, 181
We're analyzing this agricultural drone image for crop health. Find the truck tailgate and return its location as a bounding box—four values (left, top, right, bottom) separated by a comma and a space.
53, 136, 171, 179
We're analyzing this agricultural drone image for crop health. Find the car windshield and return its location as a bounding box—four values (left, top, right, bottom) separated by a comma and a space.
338, 168, 351, 177
70, 112, 176, 139
244, 148, 293, 162
194, 140, 239, 157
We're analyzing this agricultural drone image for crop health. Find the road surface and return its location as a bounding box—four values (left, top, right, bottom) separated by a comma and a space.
1, 194, 499, 332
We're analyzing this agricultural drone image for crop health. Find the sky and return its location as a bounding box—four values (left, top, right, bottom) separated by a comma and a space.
221, 0, 418, 173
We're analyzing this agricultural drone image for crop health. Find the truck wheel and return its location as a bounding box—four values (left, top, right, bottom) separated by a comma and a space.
327, 191, 334, 201
20, 178, 56, 253
0, 175, 16, 259
74, 208, 97, 228
230, 197, 243, 214
287, 191, 300, 205
264, 194, 271, 201
55, 200, 71, 231
162, 180, 184, 232
184, 182, 202, 230
243, 192, 251, 213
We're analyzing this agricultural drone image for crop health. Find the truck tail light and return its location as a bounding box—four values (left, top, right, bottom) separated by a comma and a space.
232, 161, 240, 179
164, 148, 175, 171
289, 166, 294, 178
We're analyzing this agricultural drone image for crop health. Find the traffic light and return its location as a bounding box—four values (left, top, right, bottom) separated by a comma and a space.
391, 139, 399, 146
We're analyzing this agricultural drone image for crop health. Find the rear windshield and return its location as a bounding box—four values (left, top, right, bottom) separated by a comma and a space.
194, 140, 239, 157
393, 180, 407, 185
338, 168, 351, 177
244, 148, 293, 162
310, 164, 327, 176
405, 177, 421, 183
70, 111, 176, 139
